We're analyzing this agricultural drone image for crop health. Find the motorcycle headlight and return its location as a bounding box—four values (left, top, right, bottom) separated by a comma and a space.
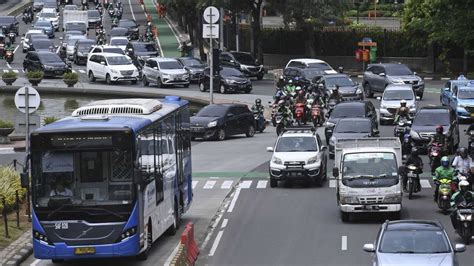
207, 121, 217, 127
459, 214, 466, 221
384, 194, 401, 203
272, 156, 283, 165
467, 214, 472, 221
470, 142, 474, 148
340, 196, 358, 204
307, 156, 319, 165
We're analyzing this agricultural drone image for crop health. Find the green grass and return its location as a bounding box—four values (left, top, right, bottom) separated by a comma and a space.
0, 203, 30, 250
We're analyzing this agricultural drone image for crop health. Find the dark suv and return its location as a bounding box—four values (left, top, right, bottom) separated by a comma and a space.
324, 101, 378, 144
363, 63, 424, 99
23, 51, 70, 77
410, 106, 460, 153
190, 104, 256, 141
0, 16, 19, 35
219, 51, 265, 80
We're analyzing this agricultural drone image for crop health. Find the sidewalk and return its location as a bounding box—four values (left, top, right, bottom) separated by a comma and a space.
0, 0, 30, 16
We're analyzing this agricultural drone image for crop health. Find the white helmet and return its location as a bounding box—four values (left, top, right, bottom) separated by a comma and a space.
459, 180, 470, 190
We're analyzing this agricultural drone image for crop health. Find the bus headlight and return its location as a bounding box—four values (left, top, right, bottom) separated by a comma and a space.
119, 226, 137, 241
33, 230, 51, 244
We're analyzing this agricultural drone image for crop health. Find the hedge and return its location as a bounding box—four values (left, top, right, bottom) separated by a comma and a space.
0, 166, 26, 213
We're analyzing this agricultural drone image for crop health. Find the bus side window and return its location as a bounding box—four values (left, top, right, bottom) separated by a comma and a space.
154, 123, 164, 204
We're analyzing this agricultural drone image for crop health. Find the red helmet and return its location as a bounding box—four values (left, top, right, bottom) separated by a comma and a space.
436, 125, 444, 134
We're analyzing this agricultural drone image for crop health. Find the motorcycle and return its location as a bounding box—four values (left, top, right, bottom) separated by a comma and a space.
394, 118, 411, 158
327, 98, 337, 117
429, 142, 444, 174
275, 112, 291, 136
59, 46, 67, 60
22, 12, 33, 24
96, 35, 106, 45
112, 17, 119, 28
108, 7, 115, 17
436, 178, 454, 214
5, 49, 13, 63
81, 0, 88, 10
8, 32, 15, 44
406, 164, 420, 199
454, 201, 473, 244
145, 31, 154, 42
269, 102, 278, 127
96, 5, 103, 15
253, 111, 266, 133
294, 103, 306, 126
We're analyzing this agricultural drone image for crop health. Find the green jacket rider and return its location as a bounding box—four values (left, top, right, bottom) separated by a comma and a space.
433, 156, 455, 201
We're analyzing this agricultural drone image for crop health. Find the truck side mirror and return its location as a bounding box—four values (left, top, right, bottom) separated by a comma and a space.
20, 172, 29, 188
332, 167, 339, 177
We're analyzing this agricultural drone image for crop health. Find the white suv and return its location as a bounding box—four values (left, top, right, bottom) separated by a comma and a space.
266, 128, 328, 187
87, 53, 139, 85
142, 57, 189, 88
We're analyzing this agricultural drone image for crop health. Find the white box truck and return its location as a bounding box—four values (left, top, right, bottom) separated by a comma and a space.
332, 138, 403, 222
62, 10, 88, 31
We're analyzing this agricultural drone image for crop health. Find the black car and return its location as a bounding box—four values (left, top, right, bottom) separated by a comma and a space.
317, 74, 363, 101
23, 51, 70, 77
190, 104, 256, 141
177, 57, 206, 83
219, 51, 265, 80
410, 106, 460, 153
117, 19, 139, 40
324, 101, 378, 144
87, 10, 102, 29
199, 67, 252, 94
0, 16, 19, 35
73, 39, 95, 65
329, 118, 379, 158
109, 27, 130, 38
29, 39, 55, 52
125, 42, 159, 60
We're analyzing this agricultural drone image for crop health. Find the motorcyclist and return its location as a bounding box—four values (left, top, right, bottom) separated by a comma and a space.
452, 147, 472, 174
394, 99, 410, 123
328, 85, 343, 103
273, 87, 285, 104
433, 156, 456, 201
277, 99, 293, 121
276, 75, 285, 89
403, 147, 423, 192
450, 180, 474, 231
429, 125, 448, 156
251, 98, 264, 114
295, 89, 306, 104
457, 73, 467, 80
284, 79, 296, 96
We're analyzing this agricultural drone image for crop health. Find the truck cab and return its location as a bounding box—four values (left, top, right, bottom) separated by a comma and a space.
332, 138, 403, 222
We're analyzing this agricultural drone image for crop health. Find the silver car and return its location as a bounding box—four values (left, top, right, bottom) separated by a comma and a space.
66, 35, 86, 60
363, 220, 465, 266
377, 84, 419, 125
142, 57, 189, 88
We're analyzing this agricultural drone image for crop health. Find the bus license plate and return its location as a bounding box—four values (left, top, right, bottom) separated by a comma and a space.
74, 247, 95, 255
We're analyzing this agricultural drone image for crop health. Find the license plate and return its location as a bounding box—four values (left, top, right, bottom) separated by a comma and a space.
74, 247, 95, 255
362, 205, 379, 210
55, 71, 62, 74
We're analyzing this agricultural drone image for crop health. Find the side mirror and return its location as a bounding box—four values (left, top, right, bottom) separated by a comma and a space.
266, 147, 273, 152
379, 73, 386, 77
363, 243, 375, 253
376, 96, 381, 101
100, 61, 106, 65
21, 36, 24, 40
332, 167, 339, 177
454, 244, 466, 253
20, 172, 30, 188
415, 96, 420, 100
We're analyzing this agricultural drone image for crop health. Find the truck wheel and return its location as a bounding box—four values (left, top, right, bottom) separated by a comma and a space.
270, 178, 277, 188
341, 211, 350, 222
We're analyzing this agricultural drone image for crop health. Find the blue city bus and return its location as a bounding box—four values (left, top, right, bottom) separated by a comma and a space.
29, 96, 192, 262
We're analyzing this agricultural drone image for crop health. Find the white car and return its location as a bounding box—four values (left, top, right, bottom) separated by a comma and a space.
285, 58, 337, 74
89, 45, 127, 56
21, 29, 45, 53
142, 57, 190, 88
377, 84, 419, 125
87, 52, 139, 85
109, 37, 129, 52
38, 8, 59, 31
266, 128, 328, 187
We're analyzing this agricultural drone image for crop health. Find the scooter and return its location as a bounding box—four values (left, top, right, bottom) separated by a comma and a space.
5, 49, 14, 63
253, 111, 266, 133
327, 98, 337, 116
22, 12, 33, 24
269, 102, 278, 127
81, 0, 88, 10
406, 164, 420, 199
294, 103, 306, 126
8, 32, 15, 44
111, 17, 119, 28
454, 201, 473, 245
275, 112, 292, 136
436, 178, 454, 214
429, 142, 444, 174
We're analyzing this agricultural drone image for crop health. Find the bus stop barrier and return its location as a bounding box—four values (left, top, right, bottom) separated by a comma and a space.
181, 223, 199, 265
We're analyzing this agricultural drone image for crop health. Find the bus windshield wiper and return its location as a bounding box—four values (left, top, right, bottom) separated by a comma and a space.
77, 206, 124, 219
47, 204, 73, 219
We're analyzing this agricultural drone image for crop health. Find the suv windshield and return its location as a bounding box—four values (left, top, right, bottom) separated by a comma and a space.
232, 53, 255, 65
385, 65, 413, 76
413, 111, 450, 126
182, 58, 204, 67
39, 53, 62, 63
107, 56, 131, 65
77, 42, 94, 51
325, 76, 354, 87
342, 152, 397, 178
307, 62, 332, 70
379, 230, 451, 253
159, 61, 182, 69
335, 120, 370, 133
458, 88, 474, 99
119, 20, 136, 28
331, 106, 365, 118
383, 89, 414, 100
110, 38, 128, 46
103, 47, 125, 55
33, 40, 52, 49
40, 12, 55, 18
275, 137, 318, 152
196, 105, 228, 117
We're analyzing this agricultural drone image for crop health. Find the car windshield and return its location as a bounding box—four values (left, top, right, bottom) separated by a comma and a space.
64, 5, 77, 10
325, 76, 355, 87
220, 68, 244, 77
39, 53, 62, 63
335, 120, 370, 133
331, 106, 365, 118
35, 21, 51, 27
88, 11, 100, 18
107, 56, 131, 65
379, 230, 451, 253
342, 152, 397, 178
458, 89, 474, 99
77, 42, 94, 50
40, 12, 56, 18
33, 41, 52, 49
301, 69, 324, 80
196, 105, 228, 117
182, 58, 203, 67
413, 111, 450, 126
386, 65, 413, 76
0, 17, 14, 23
103, 48, 125, 55
111, 28, 128, 35
275, 137, 318, 152
119, 20, 136, 28
307, 62, 332, 70
110, 38, 128, 46
26, 32, 44, 39
159, 61, 182, 69
232, 53, 255, 65
134, 43, 156, 52
383, 89, 414, 100
67, 38, 83, 45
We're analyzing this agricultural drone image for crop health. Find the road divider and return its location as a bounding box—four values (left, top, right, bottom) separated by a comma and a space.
170, 223, 200, 265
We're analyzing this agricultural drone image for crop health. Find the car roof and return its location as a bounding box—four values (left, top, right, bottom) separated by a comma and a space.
384, 220, 444, 231
27, 29, 44, 34
97, 52, 127, 57
41, 8, 57, 13
66, 21, 87, 24
32, 39, 52, 43
76, 38, 95, 43
152, 57, 178, 62
335, 101, 367, 107
337, 117, 371, 123
111, 27, 128, 32
322, 74, 350, 79
369, 63, 407, 68
384, 84, 413, 91
288, 58, 327, 64
36, 51, 58, 56
110, 36, 128, 40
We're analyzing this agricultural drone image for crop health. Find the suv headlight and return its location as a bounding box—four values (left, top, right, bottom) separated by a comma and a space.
324, 121, 335, 127
240, 65, 247, 71
388, 77, 405, 84
272, 156, 283, 165
384, 194, 401, 203
225, 79, 236, 84
307, 156, 318, 165
340, 196, 358, 204
110, 69, 119, 74
207, 121, 217, 127
356, 88, 362, 94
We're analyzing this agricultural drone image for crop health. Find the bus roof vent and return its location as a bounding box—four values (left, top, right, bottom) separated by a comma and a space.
72, 99, 162, 117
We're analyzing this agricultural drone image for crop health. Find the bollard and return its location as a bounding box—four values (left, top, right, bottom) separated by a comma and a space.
2, 197, 9, 238
15, 190, 20, 228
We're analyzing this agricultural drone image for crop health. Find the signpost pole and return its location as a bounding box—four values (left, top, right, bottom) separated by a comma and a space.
209, 13, 214, 104
25, 87, 29, 159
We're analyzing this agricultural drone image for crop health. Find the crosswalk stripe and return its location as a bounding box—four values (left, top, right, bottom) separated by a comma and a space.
256, 180, 268, 189
420, 179, 431, 188
192, 181, 198, 189
221, 180, 233, 189
203, 180, 216, 189
240, 180, 252, 189
329, 180, 336, 188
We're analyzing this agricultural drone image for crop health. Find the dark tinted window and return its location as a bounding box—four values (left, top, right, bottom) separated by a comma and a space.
458, 88, 474, 99
287, 61, 305, 68
220, 68, 243, 77
232, 53, 255, 65
325, 76, 355, 87
87, 10, 100, 18
307, 62, 332, 70
103, 47, 125, 55
181, 58, 204, 67
196, 105, 228, 117
133, 43, 157, 52
379, 230, 450, 253
35, 21, 52, 27
158, 61, 182, 69
301, 69, 324, 80
118, 20, 137, 28
32, 40, 52, 49
38, 53, 62, 63
385, 65, 413, 76
331, 105, 366, 118
413, 110, 450, 126
334, 120, 370, 133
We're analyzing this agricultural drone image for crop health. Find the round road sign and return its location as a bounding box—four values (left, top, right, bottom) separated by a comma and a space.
203, 6, 220, 24
14, 86, 41, 114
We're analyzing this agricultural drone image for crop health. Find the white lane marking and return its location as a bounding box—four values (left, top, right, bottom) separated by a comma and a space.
203, 180, 216, 189
227, 187, 241, 213
329, 180, 336, 188
221, 180, 233, 189
164, 16, 181, 43
240, 180, 252, 189
420, 179, 431, 188
256, 180, 268, 189
13, 69, 19, 73
156, 36, 164, 57
341, 236, 347, 251
3, 69, 8, 72
209, 176, 219, 179
13, 45, 19, 54
441, 77, 450, 81
221, 219, 228, 229
357, 75, 363, 78
128, 0, 136, 21
424, 77, 433, 80
71, 70, 76, 73
78, 69, 85, 73
192, 180, 198, 189
209, 230, 224, 256
31, 259, 41, 266
200, 212, 223, 250
163, 241, 182, 266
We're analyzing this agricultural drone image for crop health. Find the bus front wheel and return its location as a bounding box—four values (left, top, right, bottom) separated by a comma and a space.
167, 201, 180, 236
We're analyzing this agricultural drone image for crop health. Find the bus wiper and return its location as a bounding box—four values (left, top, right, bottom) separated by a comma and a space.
47, 204, 72, 219
77, 207, 124, 219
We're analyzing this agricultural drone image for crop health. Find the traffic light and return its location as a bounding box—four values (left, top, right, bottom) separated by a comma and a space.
212, 48, 220, 75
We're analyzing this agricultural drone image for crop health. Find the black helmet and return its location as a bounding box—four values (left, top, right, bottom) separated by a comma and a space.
255, 98, 261, 105
436, 125, 444, 134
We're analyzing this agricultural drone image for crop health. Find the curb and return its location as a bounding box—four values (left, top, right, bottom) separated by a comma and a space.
0, 229, 33, 266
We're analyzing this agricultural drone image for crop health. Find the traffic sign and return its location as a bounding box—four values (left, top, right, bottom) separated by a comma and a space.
203, 24, 219, 39
14, 86, 41, 114
203, 6, 219, 24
